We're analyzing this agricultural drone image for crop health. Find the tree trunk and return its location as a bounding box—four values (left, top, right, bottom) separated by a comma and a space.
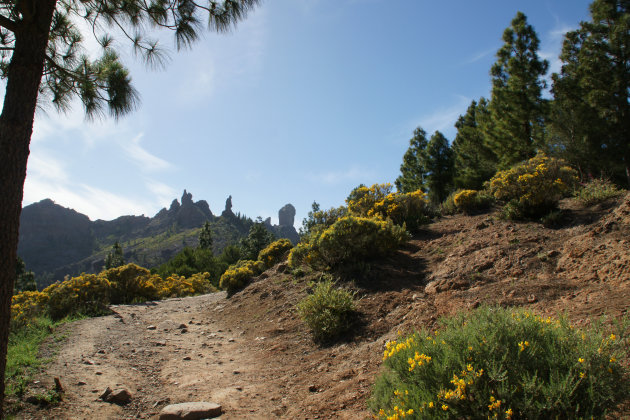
0, 2, 57, 417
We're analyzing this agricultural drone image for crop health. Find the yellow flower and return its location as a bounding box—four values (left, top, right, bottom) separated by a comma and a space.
579, 372, 586, 378
441, 404, 448, 411
578, 358, 585, 364
506, 408, 514, 419
428, 402, 434, 408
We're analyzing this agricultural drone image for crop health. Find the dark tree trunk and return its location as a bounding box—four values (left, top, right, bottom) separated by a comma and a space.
0, 2, 57, 417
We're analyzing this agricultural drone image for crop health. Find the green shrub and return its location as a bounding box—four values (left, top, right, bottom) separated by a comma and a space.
574, 179, 624, 206
288, 215, 408, 270
258, 238, 294, 268
297, 276, 357, 342
442, 189, 494, 215
219, 259, 265, 296
300, 202, 348, 238
487, 154, 578, 218
370, 306, 630, 419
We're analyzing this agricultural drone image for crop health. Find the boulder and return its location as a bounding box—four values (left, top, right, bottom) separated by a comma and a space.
159, 402, 222, 419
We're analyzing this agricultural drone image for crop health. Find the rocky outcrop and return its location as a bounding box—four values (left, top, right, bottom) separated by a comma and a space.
269, 203, 299, 244
278, 204, 296, 227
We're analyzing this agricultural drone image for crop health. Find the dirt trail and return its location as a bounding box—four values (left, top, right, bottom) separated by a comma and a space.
17, 193, 630, 419
25, 292, 296, 419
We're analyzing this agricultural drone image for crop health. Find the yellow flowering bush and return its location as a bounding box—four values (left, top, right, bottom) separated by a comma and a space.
11, 265, 220, 326
10, 291, 49, 329
258, 238, 294, 268
102, 263, 160, 304
219, 259, 265, 296
288, 215, 408, 270
44, 274, 112, 320
487, 154, 578, 218
347, 184, 432, 232
370, 306, 629, 419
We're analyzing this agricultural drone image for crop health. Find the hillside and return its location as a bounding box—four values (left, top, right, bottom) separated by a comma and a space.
16, 193, 630, 419
18, 192, 298, 287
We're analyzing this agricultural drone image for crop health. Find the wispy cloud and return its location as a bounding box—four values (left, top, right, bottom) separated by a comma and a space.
23, 153, 162, 220
417, 95, 471, 139
122, 133, 171, 172
463, 47, 496, 65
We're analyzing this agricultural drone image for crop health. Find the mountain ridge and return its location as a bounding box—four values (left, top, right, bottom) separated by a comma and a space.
18, 191, 298, 286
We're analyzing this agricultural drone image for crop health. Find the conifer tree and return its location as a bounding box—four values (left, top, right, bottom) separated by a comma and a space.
0, 2, 260, 410
198, 221, 214, 251
551, 0, 630, 184
424, 131, 455, 204
395, 127, 429, 193
14, 257, 36, 294
487, 12, 549, 169
105, 242, 125, 270
452, 99, 497, 190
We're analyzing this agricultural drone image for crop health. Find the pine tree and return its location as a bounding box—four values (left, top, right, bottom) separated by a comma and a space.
424, 131, 455, 204
198, 221, 214, 251
487, 12, 549, 169
551, 0, 630, 184
395, 127, 429, 193
452, 99, 498, 190
14, 257, 36, 294
0, 2, 259, 411
240, 219, 276, 261
105, 242, 125, 270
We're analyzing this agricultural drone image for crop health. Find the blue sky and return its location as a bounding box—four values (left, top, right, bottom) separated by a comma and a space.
20, 0, 593, 228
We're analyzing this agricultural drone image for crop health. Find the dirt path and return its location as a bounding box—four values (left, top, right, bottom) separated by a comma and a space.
25, 292, 293, 419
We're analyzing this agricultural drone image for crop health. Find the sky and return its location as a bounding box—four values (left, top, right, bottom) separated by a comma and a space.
18, 0, 594, 229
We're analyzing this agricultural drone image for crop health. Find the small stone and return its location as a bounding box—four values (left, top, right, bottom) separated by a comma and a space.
180, 329, 188, 334
159, 402, 222, 419
527, 294, 538, 303
227, 338, 235, 342
95, 371, 103, 375
147, 325, 157, 330
177, 324, 188, 329
308, 385, 318, 392
183, 356, 192, 361
78, 381, 87, 386
154, 341, 167, 347
108, 388, 132, 405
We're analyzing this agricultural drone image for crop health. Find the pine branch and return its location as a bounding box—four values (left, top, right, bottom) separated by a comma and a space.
0, 15, 17, 32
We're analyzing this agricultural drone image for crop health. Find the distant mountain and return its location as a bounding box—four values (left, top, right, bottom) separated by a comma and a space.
18, 191, 299, 287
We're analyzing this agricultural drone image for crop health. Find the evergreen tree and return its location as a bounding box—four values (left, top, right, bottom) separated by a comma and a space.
551, 0, 630, 185
14, 257, 36, 294
105, 242, 125, 270
424, 131, 455, 204
487, 12, 549, 169
452, 99, 498, 190
240, 219, 276, 261
0, 1, 259, 411
198, 221, 214, 251
395, 127, 429, 193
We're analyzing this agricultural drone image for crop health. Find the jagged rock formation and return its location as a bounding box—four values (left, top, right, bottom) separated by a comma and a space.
18, 192, 299, 285
278, 204, 296, 227
268, 204, 299, 244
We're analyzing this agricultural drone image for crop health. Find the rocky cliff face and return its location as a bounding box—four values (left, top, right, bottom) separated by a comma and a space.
18, 199, 96, 275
